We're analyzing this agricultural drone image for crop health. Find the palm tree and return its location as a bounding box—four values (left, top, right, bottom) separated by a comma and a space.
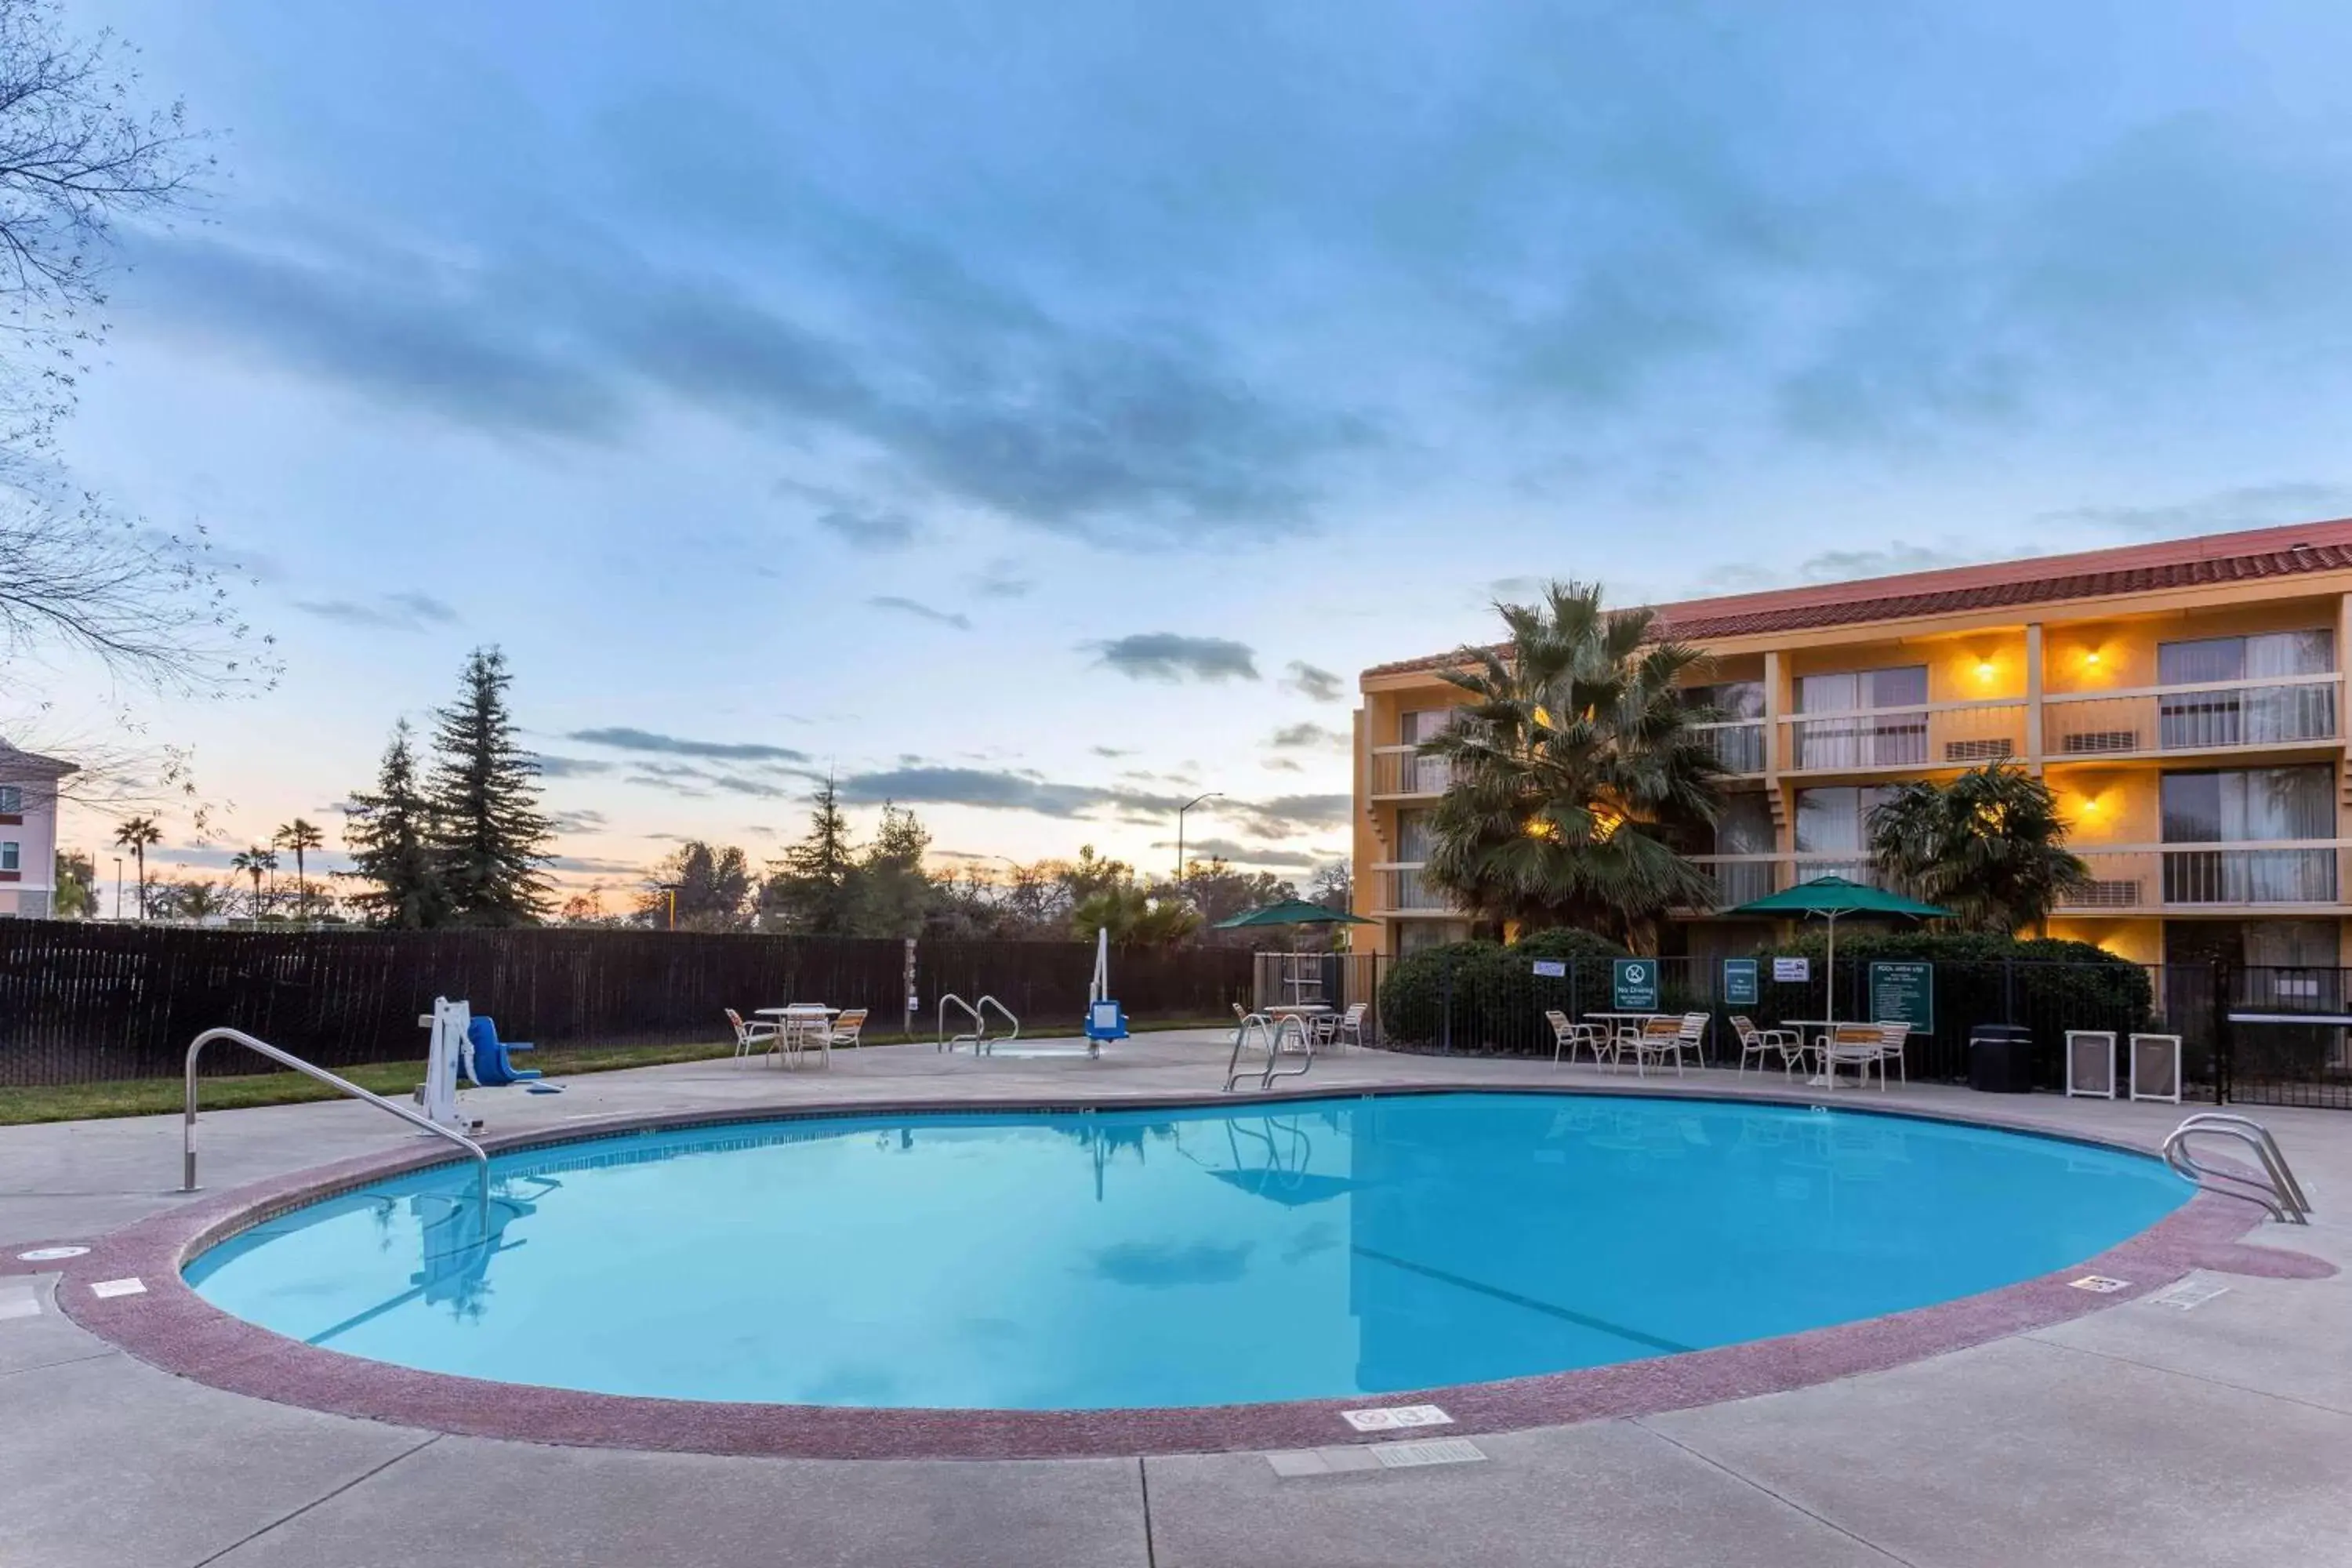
1867, 762, 2089, 935
229, 846, 277, 920
111, 816, 162, 920
1419, 581, 1726, 950
274, 818, 325, 921
164, 880, 230, 921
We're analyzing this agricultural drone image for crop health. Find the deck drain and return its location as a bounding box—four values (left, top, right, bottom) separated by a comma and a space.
1372, 1438, 1487, 1469
2147, 1282, 2230, 1311
2070, 1276, 2131, 1294
1341, 1403, 1453, 1432
15, 1246, 89, 1263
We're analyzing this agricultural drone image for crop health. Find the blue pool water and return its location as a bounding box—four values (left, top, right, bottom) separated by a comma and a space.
187, 1094, 2190, 1410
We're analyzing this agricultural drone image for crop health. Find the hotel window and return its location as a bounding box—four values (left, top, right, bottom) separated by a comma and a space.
1795, 666, 1928, 768
0, 841, 16, 871
1793, 786, 1893, 881
1682, 681, 1766, 773
0, 785, 19, 813
1707, 793, 1776, 904
1399, 709, 1457, 793
1396, 808, 1434, 863
2157, 630, 2336, 748
2159, 765, 2336, 904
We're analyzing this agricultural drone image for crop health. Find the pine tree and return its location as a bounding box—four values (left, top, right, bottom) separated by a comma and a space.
425, 648, 553, 926
850, 801, 933, 938
344, 720, 447, 928
759, 775, 858, 934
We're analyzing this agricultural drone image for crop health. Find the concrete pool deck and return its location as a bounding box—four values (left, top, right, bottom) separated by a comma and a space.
4, 1032, 2349, 1566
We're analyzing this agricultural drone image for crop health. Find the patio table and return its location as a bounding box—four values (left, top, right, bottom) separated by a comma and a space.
756, 1005, 840, 1068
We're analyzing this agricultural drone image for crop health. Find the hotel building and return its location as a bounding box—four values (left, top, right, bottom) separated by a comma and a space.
1352, 521, 2352, 975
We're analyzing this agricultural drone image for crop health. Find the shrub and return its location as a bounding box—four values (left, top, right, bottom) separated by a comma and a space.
1378, 929, 1629, 1048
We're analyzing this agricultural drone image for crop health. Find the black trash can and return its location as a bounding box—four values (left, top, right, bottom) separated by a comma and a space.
1968, 1025, 2037, 1092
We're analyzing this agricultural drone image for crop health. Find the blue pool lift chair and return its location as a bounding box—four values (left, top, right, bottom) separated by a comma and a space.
463, 1014, 543, 1086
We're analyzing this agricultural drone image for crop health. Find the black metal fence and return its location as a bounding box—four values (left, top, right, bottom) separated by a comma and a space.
2217, 964, 2352, 1110
0, 921, 1256, 1087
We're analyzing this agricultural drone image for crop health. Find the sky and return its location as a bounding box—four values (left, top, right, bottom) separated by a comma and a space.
33, 0, 2352, 900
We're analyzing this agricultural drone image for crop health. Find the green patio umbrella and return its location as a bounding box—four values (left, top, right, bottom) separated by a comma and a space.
1716, 875, 1953, 1024
1211, 898, 1375, 930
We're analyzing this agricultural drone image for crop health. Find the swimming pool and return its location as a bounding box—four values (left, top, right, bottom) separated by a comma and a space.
186, 1093, 2190, 1411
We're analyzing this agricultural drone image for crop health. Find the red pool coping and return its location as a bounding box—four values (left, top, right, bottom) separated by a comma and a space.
8, 1084, 2329, 1461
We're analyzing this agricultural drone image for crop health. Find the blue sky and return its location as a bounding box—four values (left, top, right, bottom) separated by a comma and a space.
42, 0, 2352, 894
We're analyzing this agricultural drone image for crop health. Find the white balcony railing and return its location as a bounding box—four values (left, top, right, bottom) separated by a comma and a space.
1373, 863, 1454, 913
2056, 842, 2349, 912
1781, 700, 2028, 773
1692, 720, 1767, 775
1369, 746, 1452, 797
2044, 673, 2340, 758
1685, 855, 1885, 907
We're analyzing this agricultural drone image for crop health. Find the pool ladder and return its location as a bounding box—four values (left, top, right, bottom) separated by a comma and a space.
1224, 1010, 1314, 1092
935, 993, 1019, 1054
181, 1025, 491, 1224
2161, 1112, 2312, 1225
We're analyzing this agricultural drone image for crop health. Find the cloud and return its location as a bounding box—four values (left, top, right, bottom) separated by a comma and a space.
565, 727, 811, 763
1280, 661, 1344, 702
1087, 633, 1259, 683
547, 855, 644, 875
972, 559, 1033, 599
132, 227, 1363, 548
289, 590, 459, 631
1090, 746, 1132, 759
1225, 793, 1352, 836
1679, 539, 2009, 597
1269, 722, 1348, 750
532, 753, 618, 779
1157, 836, 1324, 869
2038, 483, 2352, 542
868, 595, 973, 631
548, 808, 608, 834
835, 765, 1185, 822
776, 478, 921, 551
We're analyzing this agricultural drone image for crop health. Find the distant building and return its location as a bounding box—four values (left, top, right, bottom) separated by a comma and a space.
0, 742, 77, 919
1356, 519, 2352, 972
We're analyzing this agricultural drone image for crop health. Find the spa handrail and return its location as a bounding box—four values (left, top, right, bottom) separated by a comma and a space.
183, 1026, 490, 1221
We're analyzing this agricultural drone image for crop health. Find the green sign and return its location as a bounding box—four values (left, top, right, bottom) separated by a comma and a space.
1867, 961, 1934, 1033
1613, 957, 1660, 1011
1722, 957, 1759, 1007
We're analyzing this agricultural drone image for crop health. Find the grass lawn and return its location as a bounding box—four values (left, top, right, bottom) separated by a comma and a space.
0, 1017, 1237, 1126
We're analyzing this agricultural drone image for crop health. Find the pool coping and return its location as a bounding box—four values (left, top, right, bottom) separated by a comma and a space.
9, 1081, 2329, 1461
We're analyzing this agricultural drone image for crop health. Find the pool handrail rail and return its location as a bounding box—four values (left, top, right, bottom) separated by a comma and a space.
2160, 1112, 2310, 1225
183, 1025, 491, 1224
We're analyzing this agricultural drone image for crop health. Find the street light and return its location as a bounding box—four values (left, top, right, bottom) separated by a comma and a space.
652, 881, 680, 931
1175, 792, 1223, 891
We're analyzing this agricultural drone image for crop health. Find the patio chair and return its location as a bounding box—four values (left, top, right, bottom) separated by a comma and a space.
1544, 1008, 1607, 1069
725, 1008, 779, 1065
1680, 1011, 1710, 1068
1622, 1017, 1688, 1079
1321, 1002, 1368, 1053
1874, 1021, 1910, 1085
1730, 1015, 1802, 1076
817, 1007, 867, 1065
1819, 1023, 1890, 1090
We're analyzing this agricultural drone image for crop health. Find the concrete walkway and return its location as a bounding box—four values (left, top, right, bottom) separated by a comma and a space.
5, 1033, 2349, 1567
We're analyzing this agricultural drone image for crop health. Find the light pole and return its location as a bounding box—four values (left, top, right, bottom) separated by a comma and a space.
1175, 792, 1223, 892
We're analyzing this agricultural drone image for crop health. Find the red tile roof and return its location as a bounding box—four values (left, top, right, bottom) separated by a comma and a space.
1365, 517, 2352, 679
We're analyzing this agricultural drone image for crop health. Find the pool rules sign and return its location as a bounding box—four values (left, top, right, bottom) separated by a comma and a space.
1613, 958, 1660, 1011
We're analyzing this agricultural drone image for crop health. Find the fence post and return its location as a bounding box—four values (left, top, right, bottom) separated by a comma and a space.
1440, 955, 1454, 1056
2211, 957, 2231, 1105
2002, 956, 2016, 1025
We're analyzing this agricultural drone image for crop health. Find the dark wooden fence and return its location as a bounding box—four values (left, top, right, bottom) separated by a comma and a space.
0, 921, 1256, 1086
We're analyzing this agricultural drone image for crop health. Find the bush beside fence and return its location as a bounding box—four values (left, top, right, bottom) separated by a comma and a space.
0, 921, 1257, 1087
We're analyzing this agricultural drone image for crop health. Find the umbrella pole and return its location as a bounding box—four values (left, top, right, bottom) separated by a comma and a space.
1824, 912, 1837, 1025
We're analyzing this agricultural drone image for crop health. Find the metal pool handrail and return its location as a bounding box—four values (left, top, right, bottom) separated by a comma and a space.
2160, 1112, 2310, 1225
183, 1026, 490, 1223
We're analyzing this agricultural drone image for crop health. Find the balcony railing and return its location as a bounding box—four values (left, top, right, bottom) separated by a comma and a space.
2055, 843, 2348, 912
1369, 746, 1452, 797
1692, 720, 1767, 775
2044, 673, 2340, 758
1373, 864, 1454, 913
1685, 855, 1885, 907
1781, 700, 2027, 773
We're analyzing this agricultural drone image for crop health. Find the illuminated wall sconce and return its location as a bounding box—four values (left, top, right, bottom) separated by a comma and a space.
2083, 648, 2103, 667
1975, 659, 1997, 681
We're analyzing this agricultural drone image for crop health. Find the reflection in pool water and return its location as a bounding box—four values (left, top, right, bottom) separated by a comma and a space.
187, 1094, 2190, 1410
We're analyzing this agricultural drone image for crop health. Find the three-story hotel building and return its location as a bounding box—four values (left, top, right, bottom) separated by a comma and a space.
1352, 521, 2352, 975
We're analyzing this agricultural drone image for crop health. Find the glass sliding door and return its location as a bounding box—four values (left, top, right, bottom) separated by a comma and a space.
2158, 631, 2336, 749
2159, 765, 2336, 903
1795, 666, 1927, 768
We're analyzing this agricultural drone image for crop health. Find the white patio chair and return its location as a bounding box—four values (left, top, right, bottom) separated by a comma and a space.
1819, 1023, 1889, 1090
1323, 1002, 1367, 1053
725, 1008, 779, 1065
1730, 1015, 1802, 1076
1622, 1017, 1688, 1078
1874, 1021, 1910, 1085
1544, 1008, 1606, 1068
816, 1007, 866, 1066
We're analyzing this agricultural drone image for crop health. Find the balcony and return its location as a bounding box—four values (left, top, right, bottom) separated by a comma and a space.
1686, 856, 1885, 909
2056, 843, 2347, 913
1373, 864, 1454, 913
2044, 674, 2340, 760
1693, 720, 1767, 776
1780, 700, 2028, 775
1369, 746, 1452, 799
